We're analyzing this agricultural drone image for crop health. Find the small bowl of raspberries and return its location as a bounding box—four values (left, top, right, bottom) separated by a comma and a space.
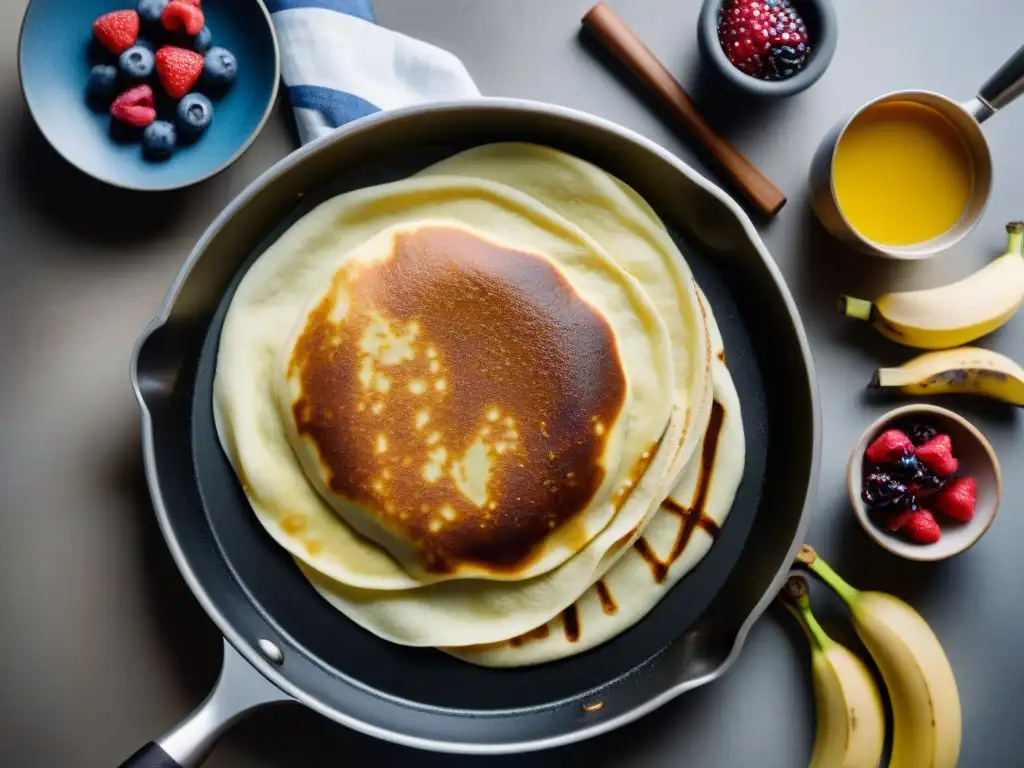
697, 0, 838, 97
848, 405, 1002, 562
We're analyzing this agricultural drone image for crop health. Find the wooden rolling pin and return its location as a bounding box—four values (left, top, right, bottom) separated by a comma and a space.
582, 2, 786, 217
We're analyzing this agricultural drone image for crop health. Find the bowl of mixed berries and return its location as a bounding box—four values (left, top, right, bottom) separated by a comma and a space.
19, 0, 279, 190
848, 405, 1002, 561
697, 0, 838, 97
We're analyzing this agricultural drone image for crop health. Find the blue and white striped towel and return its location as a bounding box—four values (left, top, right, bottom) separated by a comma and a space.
265, 0, 480, 145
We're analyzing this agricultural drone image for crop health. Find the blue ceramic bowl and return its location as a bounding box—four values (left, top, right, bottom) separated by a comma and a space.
19, 0, 280, 190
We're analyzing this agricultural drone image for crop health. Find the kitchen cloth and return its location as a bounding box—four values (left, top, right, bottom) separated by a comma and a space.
265, 0, 480, 145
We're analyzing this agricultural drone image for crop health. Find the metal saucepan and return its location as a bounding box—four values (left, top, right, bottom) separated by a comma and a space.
123, 99, 820, 767
810, 44, 1024, 259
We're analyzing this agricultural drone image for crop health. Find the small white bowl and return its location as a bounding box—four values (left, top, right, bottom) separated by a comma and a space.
848, 404, 1001, 562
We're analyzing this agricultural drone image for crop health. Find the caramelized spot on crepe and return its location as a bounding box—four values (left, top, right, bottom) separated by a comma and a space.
663, 496, 722, 538
303, 540, 324, 555
281, 514, 307, 535
595, 579, 618, 615
634, 402, 726, 584
509, 624, 551, 647
561, 604, 581, 642
449, 622, 552, 654
699, 516, 721, 537
288, 226, 628, 574
611, 440, 659, 511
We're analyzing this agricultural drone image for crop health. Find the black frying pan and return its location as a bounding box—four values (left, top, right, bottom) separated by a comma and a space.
123, 100, 819, 767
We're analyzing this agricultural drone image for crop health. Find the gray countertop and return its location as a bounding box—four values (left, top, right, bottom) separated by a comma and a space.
1, 1, 1022, 766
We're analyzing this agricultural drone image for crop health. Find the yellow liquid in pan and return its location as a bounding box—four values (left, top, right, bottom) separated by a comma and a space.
833, 101, 974, 246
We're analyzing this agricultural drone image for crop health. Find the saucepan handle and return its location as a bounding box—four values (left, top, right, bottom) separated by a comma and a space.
118, 640, 294, 768
119, 743, 180, 768
964, 43, 1024, 123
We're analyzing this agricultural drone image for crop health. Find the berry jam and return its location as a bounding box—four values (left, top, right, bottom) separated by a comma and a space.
717, 0, 811, 82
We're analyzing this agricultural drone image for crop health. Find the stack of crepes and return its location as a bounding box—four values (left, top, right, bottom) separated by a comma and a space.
213, 144, 746, 667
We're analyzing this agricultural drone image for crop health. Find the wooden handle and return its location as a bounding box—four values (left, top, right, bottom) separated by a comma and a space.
582, 2, 786, 217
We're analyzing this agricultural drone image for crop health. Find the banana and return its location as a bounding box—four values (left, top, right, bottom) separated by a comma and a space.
799, 546, 962, 768
840, 221, 1024, 349
872, 345, 1024, 406
781, 574, 885, 768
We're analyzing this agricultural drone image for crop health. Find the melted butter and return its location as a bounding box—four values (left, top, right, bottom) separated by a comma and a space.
834, 101, 973, 246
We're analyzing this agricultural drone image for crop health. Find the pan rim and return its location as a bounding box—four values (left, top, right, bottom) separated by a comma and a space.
131, 96, 821, 754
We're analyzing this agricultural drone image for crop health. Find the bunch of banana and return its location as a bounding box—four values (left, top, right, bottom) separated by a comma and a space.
797, 545, 962, 768
872, 346, 1024, 406
780, 573, 885, 768
840, 221, 1024, 350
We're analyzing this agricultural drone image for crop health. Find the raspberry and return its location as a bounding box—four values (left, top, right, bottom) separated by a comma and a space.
155, 46, 204, 99
110, 84, 156, 128
886, 508, 918, 533
162, 0, 205, 36
915, 434, 959, 477
933, 476, 977, 522
93, 10, 140, 55
904, 509, 941, 544
865, 429, 914, 464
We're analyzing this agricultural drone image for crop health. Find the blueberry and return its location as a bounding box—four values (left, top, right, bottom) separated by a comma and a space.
176, 93, 214, 139
137, 0, 168, 25
862, 471, 910, 509
142, 120, 177, 160
86, 64, 120, 103
768, 44, 807, 81
203, 47, 238, 91
119, 45, 155, 81
135, 37, 156, 52
893, 454, 921, 477
192, 26, 213, 54
908, 423, 939, 446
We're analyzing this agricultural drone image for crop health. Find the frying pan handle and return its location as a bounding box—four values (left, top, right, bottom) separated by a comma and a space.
118, 640, 294, 768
